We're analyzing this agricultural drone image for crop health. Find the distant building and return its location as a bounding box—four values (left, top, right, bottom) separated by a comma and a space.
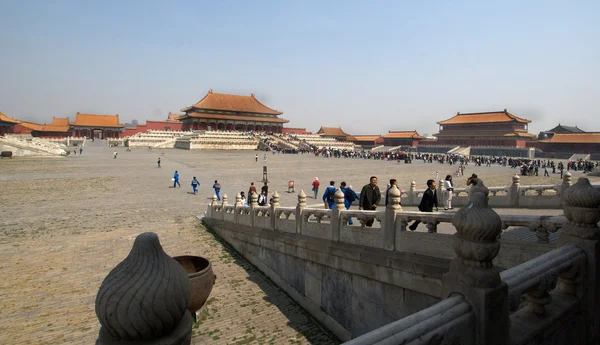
434, 109, 535, 147
538, 124, 585, 140
316, 127, 352, 141
36, 117, 72, 137
179, 89, 288, 132
381, 131, 424, 147
350, 135, 384, 147
535, 132, 600, 155
70, 113, 125, 139
1, 112, 22, 135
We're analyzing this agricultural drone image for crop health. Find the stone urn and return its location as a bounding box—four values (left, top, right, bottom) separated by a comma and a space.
173, 256, 216, 314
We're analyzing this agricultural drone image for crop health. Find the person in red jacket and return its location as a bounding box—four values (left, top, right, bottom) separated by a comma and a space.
312, 177, 320, 199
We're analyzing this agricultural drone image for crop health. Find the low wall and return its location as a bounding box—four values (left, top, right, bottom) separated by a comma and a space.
204, 178, 600, 345
202, 192, 560, 340
203, 218, 444, 340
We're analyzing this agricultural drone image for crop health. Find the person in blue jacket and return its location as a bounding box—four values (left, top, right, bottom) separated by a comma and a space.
322, 180, 337, 209
191, 177, 199, 194
173, 171, 181, 188
340, 181, 360, 225
212, 180, 221, 201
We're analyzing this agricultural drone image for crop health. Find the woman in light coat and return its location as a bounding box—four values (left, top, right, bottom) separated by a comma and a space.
444, 175, 454, 210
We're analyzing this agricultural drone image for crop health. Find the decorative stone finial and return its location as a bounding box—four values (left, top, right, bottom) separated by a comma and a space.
560, 171, 573, 197
512, 174, 520, 185
211, 194, 217, 206
250, 191, 258, 206
222, 194, 228, 205
451, 179, 502, 287
235, 193, 242, 207
387, 185, 401, 210
95, 232, 192, 344
298, 190, 307, 209
410, 181, 416, 189
272, 191, 280, 207
561, 177, 600, 240
334, 189, 345, 210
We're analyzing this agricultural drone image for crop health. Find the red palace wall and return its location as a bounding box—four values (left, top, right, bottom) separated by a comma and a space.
282, 127, 309, 134
13, 124, 33, 134
145, 121, 183, 131
122, 124, 147, 137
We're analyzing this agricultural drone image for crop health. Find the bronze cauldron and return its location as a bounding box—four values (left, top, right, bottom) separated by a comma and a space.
1, 151, 13, 158
173, 256, 216, 314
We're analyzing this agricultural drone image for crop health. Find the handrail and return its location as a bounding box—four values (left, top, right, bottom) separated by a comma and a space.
500, 244, 586, 311
342, 295, 472, 345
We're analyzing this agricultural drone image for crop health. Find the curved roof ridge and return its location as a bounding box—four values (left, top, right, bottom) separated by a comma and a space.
438, 110, 531, 125
182, 90, 283, 115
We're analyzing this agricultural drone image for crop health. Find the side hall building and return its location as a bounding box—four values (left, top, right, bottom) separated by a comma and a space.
0, 112, 20, 136
179, 89, 288, 133
434, 109, 535, 147
70, 113, 125, 138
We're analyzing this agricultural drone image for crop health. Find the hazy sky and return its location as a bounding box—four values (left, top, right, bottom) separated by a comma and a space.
1, 0, 599, 135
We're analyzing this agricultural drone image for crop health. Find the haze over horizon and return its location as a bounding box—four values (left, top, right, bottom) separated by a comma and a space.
1, 0, 599, 136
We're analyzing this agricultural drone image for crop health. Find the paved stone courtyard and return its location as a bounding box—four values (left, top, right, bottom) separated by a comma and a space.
0, 144, 597, 344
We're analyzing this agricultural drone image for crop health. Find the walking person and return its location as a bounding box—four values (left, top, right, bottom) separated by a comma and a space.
213, 180, 221, 201
255, 154, 258, 162
157, 157, 161, 168
340, 182, 360, 225
312, 177, 320, 199
322, 181, 337, 209
191, 177, 199, 194
173, 171, 181, 188
79, 147, 83, 155
248, 182, 257, 197
258, 190, 268, 206
408, 179, 438, 230
443, 175, 454, 210
359, 176, 381, 227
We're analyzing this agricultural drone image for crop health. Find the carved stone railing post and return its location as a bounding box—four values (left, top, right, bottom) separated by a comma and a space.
95, 232, 192, 345
408, 180, 416, 205
296, 190, 307, 234
270, 191, 280, 230
425, 220, 439, 233
384, 185, 401, 251
330, 189, 345, 241
557, 177, 600, 343
560, 171, 572, 197
250, 191, 258, 227
509, 174, 520, 206
234, 193, 242, 223
207, 194, 218, 218
442, 178, 509, 345
221, 194, 228, 206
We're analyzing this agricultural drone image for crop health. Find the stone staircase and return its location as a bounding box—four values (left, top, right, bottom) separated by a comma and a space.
266, 135, 299, 150
569, 153, 590, 161
0, 135, 67, 156
448, 146, 471, 156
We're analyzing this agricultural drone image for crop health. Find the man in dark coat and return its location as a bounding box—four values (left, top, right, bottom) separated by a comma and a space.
359, 176, 381, 227
409, 179, 438, 230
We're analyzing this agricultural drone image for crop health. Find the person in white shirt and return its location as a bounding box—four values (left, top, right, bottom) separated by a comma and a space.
444, 175, 454, 210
